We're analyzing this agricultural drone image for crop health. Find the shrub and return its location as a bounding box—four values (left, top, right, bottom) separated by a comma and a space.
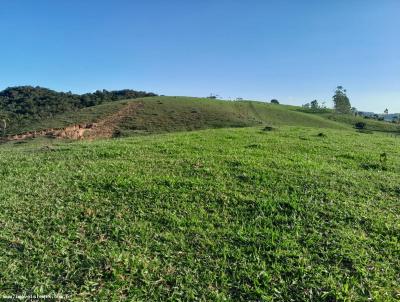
262, 126, 276, 131
380, 152, 388, 170
355, 122, 366, 130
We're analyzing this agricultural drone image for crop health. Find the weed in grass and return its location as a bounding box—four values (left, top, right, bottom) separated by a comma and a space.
380, 152, 388, 170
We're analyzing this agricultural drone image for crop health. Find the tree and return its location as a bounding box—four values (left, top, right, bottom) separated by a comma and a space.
0, 113, 8, 137
270, 99, 279, 104
333, 86, 351, 114
310, 100, 319, 110
351, 107, 358, 116
384, 108, 389, 115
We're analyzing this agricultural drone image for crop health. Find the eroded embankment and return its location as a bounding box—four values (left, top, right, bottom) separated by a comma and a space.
3, 102, 143, 142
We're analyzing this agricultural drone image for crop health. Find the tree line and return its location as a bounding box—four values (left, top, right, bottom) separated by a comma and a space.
271, 86, 398, 123
299, 86, 352, 114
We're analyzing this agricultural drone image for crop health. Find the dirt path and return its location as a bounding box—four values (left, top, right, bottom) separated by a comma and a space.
84, 101, 143, 139
4, 102, 143, 142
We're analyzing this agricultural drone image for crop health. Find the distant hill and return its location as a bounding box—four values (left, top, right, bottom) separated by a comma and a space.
359, 111, 399, 122
358, 111, 375, 117
1, 88, 399, 140
383, 113, 400, 122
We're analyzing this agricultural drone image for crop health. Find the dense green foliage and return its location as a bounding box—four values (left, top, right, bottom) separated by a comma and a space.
333, 86, 352, 114
0, 127, 399, 301
0, 86, 156, 130
299, 100, 331, 114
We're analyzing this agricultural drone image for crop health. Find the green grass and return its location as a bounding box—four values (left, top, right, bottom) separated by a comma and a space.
320, 113, 400, 134
6, 97, 398, 140
6, 97, 350, 137
0, 126, 399, 300
114, 97, 348, 135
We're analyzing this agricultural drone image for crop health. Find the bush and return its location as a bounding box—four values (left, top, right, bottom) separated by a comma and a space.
262, 126, 276, 131
270, 99, 279, 104
355, 122, 366, 130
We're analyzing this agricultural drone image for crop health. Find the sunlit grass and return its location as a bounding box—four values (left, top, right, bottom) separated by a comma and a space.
0, 126, 399, 300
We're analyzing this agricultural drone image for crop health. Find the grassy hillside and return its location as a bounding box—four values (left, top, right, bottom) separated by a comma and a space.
112, 97, 351, 136
323, 113, 400, 133
0, 86, 156, 127
6, 100, 131, 135
5, 96, 349, 137
0, 126, 399, 300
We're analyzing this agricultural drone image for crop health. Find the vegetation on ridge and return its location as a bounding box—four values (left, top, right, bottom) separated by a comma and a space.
0, 86, 156, 132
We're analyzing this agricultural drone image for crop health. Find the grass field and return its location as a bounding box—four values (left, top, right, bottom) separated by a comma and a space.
5, 97, 350, 136
0, 126, 399, 301
320, 113, 400, 134
111, 97, 348, 135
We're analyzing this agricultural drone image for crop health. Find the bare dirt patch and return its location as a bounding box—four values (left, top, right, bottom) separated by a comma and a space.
4, 102, 144, 142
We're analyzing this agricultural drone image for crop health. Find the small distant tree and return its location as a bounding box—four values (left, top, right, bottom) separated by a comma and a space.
302, 103, 310, 109
0, 116, 8, 137
310, 100, 319, 110
270, 99, 279, 104
384, 108, 389, 115
333, 86, 351, 114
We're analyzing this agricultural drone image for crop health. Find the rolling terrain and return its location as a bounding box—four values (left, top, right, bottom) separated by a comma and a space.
3, 95, 390, 142
4, 96, 399, 143
0, 95, 399, 300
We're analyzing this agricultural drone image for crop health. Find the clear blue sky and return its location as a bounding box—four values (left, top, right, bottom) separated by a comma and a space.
1, 0, 399, 112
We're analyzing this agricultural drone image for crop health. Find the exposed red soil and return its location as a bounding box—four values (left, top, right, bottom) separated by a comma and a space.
4, 102, 143, 142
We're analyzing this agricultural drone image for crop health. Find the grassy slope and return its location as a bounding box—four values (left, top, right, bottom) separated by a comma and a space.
6, 100, 131, 135
0, 126, 399, 301
285, 107, 400, 134
321, 113, 400, 133
5, 97, 348, 136
113, 98, 348, 135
